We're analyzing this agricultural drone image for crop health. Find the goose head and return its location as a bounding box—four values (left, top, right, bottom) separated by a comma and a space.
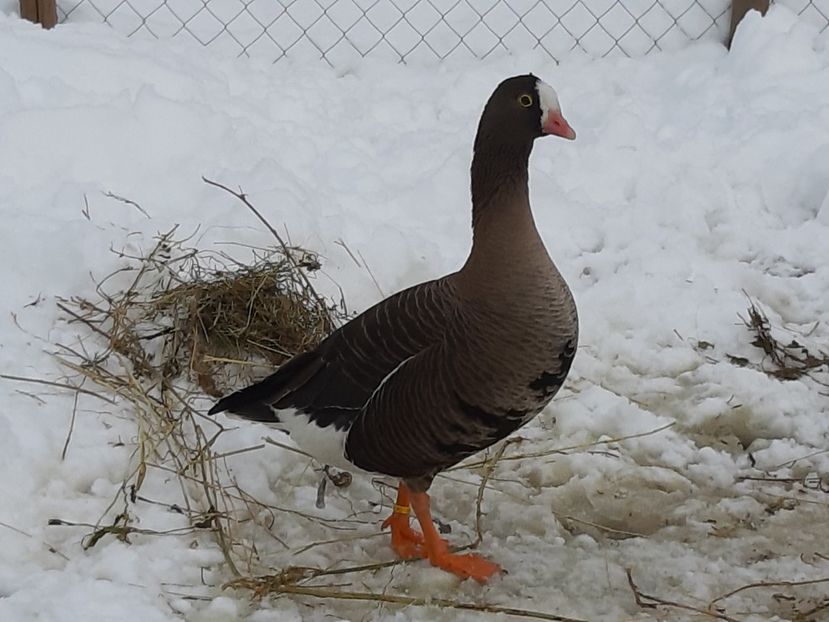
475, 74, 576, 147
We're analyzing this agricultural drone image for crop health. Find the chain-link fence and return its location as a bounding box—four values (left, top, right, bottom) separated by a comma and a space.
57, 0, 829, 65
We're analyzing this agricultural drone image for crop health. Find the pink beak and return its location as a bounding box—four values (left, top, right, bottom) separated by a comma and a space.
543, 110, 576, 140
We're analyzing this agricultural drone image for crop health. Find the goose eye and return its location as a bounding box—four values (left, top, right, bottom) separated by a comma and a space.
519, 94, 533, 108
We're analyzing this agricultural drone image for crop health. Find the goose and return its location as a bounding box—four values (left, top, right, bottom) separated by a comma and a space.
209, 74, 579, 582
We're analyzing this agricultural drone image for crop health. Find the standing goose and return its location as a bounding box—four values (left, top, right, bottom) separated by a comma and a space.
209, 74, 578, 582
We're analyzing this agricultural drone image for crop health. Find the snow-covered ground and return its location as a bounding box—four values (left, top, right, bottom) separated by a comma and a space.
1, 5, 829, 621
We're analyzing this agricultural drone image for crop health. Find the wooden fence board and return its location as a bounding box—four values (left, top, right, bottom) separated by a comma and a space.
19, 0, 57, 29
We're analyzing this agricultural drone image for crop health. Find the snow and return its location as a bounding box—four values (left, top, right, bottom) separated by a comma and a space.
1, 5, 829, 621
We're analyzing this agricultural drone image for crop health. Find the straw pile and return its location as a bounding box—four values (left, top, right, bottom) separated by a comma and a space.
53, 182, 349, 579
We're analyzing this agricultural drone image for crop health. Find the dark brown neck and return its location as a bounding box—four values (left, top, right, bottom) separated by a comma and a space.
470, 136, 532, 228
460, 135, 551, 290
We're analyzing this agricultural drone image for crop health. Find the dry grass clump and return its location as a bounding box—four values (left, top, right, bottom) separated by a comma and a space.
52, 181, 350, 577
741, 299, 829, 381
151, 238, 336, 397
60, 224, 341, 399
719, 296, 829, 385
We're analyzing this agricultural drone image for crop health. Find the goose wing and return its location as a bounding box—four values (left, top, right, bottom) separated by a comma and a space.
208, 278, 458, 431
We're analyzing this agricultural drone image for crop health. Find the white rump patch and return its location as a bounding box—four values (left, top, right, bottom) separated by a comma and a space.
536, 80, 561, 128
269, 407, 354, 470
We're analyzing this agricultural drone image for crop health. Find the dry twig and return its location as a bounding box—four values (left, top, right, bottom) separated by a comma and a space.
227, 578, 587, 621
0, 373, 116, 404
450, 422, 675, 472
626, 568, 742, 622
472, 441, 509, 548
708, 576, 829, 610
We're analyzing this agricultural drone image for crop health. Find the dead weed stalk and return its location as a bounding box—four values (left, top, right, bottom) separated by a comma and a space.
731, 297, 829, 382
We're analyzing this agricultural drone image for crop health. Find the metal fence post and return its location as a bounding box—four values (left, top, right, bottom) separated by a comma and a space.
20, 0, 57, 28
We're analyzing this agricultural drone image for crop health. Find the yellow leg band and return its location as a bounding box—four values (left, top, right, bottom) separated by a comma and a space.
393, 504, 410, 515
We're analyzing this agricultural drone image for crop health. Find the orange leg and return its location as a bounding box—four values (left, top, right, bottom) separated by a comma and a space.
410, 490, 501, 583
382, 483, 425, 560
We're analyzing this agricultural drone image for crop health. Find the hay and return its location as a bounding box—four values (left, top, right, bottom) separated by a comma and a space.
59, 223, 341, 398
153, 241, 335, 397
53, 183, 350, 583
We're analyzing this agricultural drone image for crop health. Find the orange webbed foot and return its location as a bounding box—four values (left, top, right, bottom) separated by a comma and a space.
383, 512, 425, 560
410, 489, 502, 583
429, 550, 501, 583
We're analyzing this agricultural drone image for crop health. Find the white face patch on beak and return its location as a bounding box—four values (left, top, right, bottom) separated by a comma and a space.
536, 79, 576, 140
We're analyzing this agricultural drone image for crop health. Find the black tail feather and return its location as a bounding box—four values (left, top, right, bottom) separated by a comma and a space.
207, 390, 277, 422
207, 350, 322, 422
